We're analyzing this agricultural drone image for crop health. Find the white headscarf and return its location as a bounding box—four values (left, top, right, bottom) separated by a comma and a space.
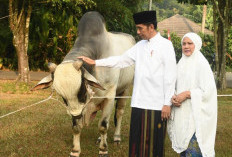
182, 32, 202, 52
177, 33, 202, 91
168, 32, 217, 157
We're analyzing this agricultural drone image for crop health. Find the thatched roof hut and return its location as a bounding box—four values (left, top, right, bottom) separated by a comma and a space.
158, 14, 213, 38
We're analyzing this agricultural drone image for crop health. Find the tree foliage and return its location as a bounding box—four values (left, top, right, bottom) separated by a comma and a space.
176, 0, 232, 89
0, 0, 140, 71
227, 28, 232, 69
177, 0, 207, 5
93, 0, 134, 35
28, 0, 96, 70
199, 32, 215, 70
0, 0, 14, 69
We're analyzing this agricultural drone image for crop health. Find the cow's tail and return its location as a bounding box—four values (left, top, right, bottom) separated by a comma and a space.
114, 99, 118, 127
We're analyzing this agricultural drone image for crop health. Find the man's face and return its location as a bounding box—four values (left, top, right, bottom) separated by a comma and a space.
182, 37, 195, 57
136, 24, 153, 40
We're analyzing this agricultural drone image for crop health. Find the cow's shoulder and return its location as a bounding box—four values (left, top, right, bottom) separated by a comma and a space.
108, 32, 135, 44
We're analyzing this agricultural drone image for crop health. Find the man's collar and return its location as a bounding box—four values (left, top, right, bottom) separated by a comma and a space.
148, 32, 160, 42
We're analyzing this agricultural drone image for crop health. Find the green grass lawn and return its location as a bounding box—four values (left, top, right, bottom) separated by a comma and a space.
0, 80, 231, 157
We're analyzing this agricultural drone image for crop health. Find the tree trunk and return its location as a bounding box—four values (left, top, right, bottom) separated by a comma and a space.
201, 4, 207, 33
213, 4, 219, 74
149, 0, 152, 10
217, 21, 227, 89
213, 0, 229, 90
9, 0, 32, 83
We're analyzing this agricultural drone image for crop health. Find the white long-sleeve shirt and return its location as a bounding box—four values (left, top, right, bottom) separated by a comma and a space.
96, 33, 177, 110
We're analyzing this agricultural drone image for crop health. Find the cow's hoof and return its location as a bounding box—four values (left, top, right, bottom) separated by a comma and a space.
96, 137, 101, 144
113, 135, 121, 146
70, 150, 80, 157
70, 155, 79, 157
99, 150, 108, 157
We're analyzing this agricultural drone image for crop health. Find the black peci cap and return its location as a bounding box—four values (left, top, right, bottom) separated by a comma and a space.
133, 11, 157, 25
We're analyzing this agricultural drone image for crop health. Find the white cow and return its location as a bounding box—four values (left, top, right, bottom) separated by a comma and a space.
32, 11, 135, 157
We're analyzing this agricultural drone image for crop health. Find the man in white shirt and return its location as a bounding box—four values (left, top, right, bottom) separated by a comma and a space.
79, 10, 176, 157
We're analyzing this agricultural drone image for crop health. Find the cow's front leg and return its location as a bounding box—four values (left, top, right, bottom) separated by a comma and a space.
70, 116, 82, 157
98, 98, 114, 157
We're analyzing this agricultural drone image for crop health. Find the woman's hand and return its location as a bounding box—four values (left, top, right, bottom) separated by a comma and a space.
172, 91, 191, 107
172, 95, 182, 107
176, 91, 191, 103
78, 56, 96, 65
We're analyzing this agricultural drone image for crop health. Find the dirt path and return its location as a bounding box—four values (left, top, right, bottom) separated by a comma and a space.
0, 70, 49, 81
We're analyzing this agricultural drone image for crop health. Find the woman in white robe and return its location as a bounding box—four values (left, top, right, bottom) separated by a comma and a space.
168, 32, 217, 157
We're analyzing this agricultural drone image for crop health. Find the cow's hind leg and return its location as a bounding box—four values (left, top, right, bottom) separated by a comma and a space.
70, 116, 82, 157
98, 98, 114, 157
114, 88, 130, 145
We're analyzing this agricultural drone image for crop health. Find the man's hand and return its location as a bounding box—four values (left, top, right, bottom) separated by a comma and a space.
78, 56, 96, 65
161, 105, 171, 121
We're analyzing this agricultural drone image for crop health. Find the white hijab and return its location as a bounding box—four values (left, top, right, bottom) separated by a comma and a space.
168, 33, 217, 157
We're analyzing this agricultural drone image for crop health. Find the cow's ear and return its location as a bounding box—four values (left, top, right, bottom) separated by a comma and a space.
84, 79, 105, 90
31, 74, 53, 91
83, 68, 105, 90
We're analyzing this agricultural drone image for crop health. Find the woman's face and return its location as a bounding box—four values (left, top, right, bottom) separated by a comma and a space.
182, 37, 195, 57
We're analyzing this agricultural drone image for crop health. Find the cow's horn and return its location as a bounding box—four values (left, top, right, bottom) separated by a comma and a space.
73, 60, 83, 70
48, 62, 57, 73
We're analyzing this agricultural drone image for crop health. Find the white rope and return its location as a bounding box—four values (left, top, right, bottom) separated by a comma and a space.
91, 96, 132, 99
0, 94, 53, 119
1, 93, 231, 120
91, 95, 232, 98
217, 94, 232, 97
